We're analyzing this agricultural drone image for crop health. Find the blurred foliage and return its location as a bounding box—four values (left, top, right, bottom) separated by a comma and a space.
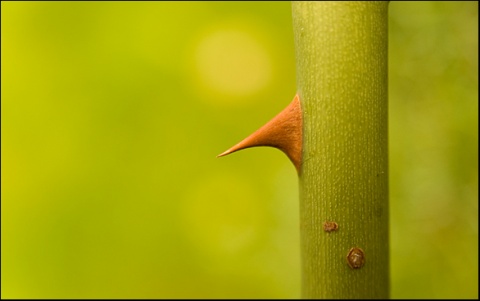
1, 1, 477, 299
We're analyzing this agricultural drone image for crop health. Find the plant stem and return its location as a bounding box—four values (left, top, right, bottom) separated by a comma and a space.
292, 2, 389, 298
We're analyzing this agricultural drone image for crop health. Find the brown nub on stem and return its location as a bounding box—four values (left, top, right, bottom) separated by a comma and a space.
347, 247, 365, 269
217, 94, 303, 173
323, 221, 338, 232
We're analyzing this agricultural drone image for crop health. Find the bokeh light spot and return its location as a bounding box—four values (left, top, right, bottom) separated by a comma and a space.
182, 173, 262, 257
194, 27, 272, 101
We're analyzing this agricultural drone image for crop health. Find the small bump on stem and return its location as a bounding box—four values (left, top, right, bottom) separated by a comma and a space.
323, 221, 338, 232
347, 247, 365, 269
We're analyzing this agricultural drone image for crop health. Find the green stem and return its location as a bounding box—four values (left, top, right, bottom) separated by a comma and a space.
292, 2, 390, 299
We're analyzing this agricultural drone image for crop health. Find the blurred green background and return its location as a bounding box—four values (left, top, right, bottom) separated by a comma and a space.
1, 1, 477, 299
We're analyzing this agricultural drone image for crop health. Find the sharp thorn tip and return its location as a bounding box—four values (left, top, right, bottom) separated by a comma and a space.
216, 149, 231, 158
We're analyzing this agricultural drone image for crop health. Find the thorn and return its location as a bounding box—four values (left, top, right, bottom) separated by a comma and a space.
217, 94, 303, 173
216, 148, 233, 158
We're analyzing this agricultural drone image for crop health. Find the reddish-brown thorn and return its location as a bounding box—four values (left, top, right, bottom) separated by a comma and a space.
217, 94, 303, 173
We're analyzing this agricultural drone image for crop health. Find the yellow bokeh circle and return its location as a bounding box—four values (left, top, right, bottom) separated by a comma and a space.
193, 25, 273, 102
